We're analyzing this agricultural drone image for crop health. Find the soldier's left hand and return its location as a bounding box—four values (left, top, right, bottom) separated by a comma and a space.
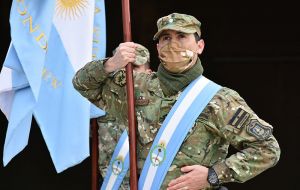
167, 165, 210, 190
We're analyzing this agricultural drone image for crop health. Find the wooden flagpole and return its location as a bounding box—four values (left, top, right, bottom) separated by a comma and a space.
121, 0, 138, 189
91, 1, 138, 189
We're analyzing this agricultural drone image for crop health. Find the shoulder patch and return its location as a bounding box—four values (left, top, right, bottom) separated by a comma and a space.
228, 107, 250, 129
113, 71, 126, 87
246, 119, 273, 140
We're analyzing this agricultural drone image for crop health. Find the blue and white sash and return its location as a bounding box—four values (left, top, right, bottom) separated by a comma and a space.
102, 76, 221, 189
138, 76, 221, 189
101, 130, 130, 190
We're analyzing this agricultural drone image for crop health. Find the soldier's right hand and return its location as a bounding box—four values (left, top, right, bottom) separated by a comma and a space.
104, 42, 137, 73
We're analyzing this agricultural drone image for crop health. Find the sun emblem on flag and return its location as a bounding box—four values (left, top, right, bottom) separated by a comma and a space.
56, 0, 88, 19
111, 157, 124, 175
150, 144, 166, 167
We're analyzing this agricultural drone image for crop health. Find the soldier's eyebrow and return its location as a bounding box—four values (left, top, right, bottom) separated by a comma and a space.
176, 31, 187, 36
160, 31, 170, 37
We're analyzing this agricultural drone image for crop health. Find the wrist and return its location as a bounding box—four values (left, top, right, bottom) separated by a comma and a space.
211, 161, 233, 184
103, 58, 116, 74
207, 167, 220, 188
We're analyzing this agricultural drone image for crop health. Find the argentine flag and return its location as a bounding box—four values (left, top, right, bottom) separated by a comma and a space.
0, 0, 106, 173
1, 0, 56, 168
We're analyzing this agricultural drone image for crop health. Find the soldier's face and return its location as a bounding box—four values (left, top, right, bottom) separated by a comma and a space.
156, 30, 204, 55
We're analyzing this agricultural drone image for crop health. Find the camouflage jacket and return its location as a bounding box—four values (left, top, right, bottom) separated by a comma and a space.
72, 59, 280, 189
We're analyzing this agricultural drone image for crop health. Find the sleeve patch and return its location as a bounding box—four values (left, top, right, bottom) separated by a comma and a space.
246, 119, 273, 140
228, 108, 250, 129
113, 71, 126, 87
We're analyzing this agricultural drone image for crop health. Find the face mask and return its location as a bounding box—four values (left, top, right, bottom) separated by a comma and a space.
158, 42, 197, 73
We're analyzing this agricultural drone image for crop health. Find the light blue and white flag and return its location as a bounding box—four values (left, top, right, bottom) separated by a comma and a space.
0, 44, 33, 166
0, 0, 106, 172
1, 0, 55, 166
90, 0, 106, 118
34, 0, 105, 172
0, 44, 28, 119
93, 0, 106, 60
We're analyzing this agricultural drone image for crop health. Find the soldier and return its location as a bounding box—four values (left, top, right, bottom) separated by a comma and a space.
73, 13, 280, 190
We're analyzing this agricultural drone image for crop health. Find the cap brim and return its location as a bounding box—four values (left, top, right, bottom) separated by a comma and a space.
153, 25, 197, 40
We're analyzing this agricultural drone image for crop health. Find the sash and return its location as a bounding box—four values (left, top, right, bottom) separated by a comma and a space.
101, 76, 221, 189
101, 130, 130, 190
139, 76, 221, 189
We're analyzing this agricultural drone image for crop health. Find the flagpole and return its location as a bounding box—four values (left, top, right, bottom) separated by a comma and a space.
121, 0, 138, 189
91, 119, 99, 190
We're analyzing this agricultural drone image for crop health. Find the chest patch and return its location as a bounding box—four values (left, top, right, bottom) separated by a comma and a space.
135, 96, 150, 106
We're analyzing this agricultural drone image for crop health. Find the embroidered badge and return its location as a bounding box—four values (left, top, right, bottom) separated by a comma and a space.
246, 119, 272, 140
111, 157, 124, 175
228, 108, 250, 129
113, 71, 126, 87
150, 143, 166, 167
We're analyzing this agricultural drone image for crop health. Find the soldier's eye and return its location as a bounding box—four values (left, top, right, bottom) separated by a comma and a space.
162, 36, 171, 41
178, 34, 186, 38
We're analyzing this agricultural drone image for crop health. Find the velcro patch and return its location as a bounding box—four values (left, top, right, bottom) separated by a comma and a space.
228, 108, 250, 129
246, 119, 273, 140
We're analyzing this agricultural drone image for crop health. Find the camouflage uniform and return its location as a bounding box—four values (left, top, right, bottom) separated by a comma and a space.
73, 59, 280, 189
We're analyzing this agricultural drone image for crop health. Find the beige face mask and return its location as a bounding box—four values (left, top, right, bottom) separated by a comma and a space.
158, 42, 198, 73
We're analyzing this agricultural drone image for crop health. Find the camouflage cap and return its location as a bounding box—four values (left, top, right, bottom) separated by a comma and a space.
153, 13, 201, 40
135, 44, 150, 66
112, 44, 150, 66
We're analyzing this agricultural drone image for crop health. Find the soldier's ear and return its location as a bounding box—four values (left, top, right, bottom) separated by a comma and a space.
196, 39, 205, 55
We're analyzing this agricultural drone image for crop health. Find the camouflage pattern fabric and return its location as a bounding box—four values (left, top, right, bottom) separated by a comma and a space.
135, 44, 150, 66
72, 59, 280, 189
153, 12, 201, 40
